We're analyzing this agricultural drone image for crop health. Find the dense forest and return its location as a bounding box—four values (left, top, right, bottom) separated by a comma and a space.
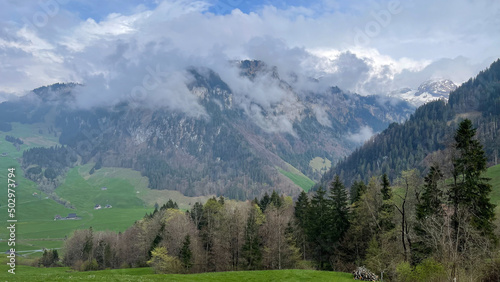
21, 145, 78, 208
49, 119, 499, 281
322, 59, 500, 187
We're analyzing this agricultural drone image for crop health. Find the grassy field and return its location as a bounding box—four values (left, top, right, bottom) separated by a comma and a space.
484, 164, 500, 212
309, 157, 332, 175
278, 168, 315, 192
0, 261, 353, 281
0, 123, 212, 255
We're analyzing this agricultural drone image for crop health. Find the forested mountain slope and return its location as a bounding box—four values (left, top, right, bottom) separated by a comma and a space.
321, 59, 500, 187
0, 61, 413, 199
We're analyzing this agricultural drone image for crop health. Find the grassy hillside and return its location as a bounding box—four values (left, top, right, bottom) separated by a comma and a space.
0, 123, 212, 255
0, 261, 353, 281
485, 164, 500, 213
278, 168, 315, 192
309, 157, 332, 175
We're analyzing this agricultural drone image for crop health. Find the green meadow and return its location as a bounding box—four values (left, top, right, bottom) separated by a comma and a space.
0, 261, 353, 282
0, 123, 211, 256
278, 168, 315, 192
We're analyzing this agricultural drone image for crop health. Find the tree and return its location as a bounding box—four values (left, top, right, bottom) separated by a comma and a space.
242, 203, 263, 270
450, 119, 495, 237
350, 180, 367, 204
307, 186, 330, 269
179, 235, 193, 272
147, 246, 182, 274
381, 174, 391, 201
294, 191, 310, 260
261, 197, 299, 269
413, 166, 445, 264
39, 249, 59, 267
416, 166, 444, 220
190, 202, 204, 230
379, 175, 395, 232
259, 192, 271, 212
328, 175, 350, 261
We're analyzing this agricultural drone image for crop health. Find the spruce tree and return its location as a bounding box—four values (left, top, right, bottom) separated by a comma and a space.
450, 119, 495, 237
294, 190, 310, 260
180, 235, 193, 272
242, 204, 262, 269
416, 166, 444, 220
329, 175, 350, 245
380, 174, 391, 201
350, 180, 367, 204
378, 175, 395, 232
308, 186, 330, 269
294, 190, 309, 230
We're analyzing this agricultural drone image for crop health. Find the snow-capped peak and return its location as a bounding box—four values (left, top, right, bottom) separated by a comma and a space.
388, 79, 457, 107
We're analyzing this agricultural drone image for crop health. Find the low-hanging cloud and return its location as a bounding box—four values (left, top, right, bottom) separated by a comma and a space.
0, 0, 499, 115
347, 125, 375, 144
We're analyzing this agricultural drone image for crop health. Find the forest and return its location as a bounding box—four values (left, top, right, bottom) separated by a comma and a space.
324, 59, 500, 188
40, 119, 499, 281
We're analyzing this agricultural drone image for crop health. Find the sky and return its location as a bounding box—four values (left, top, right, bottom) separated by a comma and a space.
1, 0, 499, 106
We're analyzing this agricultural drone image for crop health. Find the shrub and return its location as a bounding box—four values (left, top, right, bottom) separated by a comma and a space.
481, 259, 500, 282
147, 246, 183, 274
396, 259, 446, 282
80, 259, 99, 271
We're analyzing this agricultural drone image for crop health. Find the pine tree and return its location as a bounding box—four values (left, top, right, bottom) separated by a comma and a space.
242, 204, 262, 269
294, 190, 310, 260
450, 119, 496, 237
308, 186, 330, 269
179, 235, 193, 272
350, 180, 367, 204
270, 190, 282, 208
294, 191, 309, 230
416, 166, 444, 220
378, 175, 395, 232
329, 175, 350, 245
259, 192, 271, 212
380, 174, 391, 201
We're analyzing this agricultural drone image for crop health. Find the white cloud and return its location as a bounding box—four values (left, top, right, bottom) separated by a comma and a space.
347, 126, 375, 144
0, 0, 498, 108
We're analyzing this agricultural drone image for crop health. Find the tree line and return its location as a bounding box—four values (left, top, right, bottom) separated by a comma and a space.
56, 119, 499, 280
325, 59, 500, 188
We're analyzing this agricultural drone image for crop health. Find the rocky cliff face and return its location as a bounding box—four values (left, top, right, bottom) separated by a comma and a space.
2, 60, 414, 199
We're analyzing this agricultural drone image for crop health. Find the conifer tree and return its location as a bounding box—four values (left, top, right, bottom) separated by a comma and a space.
450, 119, 495, 237
329, 175, 350, 246
179, 235, 193, 272
242, 204, 262, 269
378, 175, 395, 232
416, 166, 444, 220
308, 186, 330, 269
350, 180, 367, 204
294, 190, 310, 260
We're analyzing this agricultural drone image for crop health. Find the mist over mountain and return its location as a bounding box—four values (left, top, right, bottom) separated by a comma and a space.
0, 60, 414, 199
320, 59, 500, 188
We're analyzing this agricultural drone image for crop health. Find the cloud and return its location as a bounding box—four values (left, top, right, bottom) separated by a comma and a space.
347, 126, 375, 144
0, 0, 498, 107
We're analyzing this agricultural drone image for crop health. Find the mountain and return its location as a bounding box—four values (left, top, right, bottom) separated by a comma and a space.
388, 79, 457, 107
0, 60, 414, 199
320, 59, 500, 187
